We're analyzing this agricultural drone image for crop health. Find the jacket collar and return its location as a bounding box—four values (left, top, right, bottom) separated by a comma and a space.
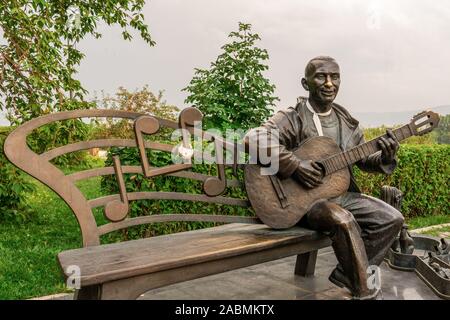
296, 96, 359, 129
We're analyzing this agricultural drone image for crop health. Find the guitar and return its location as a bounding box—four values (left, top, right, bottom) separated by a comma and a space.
244, 110, 440, 229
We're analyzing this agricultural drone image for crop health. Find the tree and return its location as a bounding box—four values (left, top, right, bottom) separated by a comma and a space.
183, 22, 278, 132
0, 0, 154, 125
92, 85, 179, 140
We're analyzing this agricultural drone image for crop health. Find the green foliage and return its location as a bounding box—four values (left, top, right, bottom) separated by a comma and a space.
0, 127, 36, 222
407, 214, 450, 230
362, 114, 449, 145
0, 175, 99, 299
363, 125, 436, 145
90, 85, 179, 140
420, 226, 450, 238
0, 1, 154, 168
100, 146, 253, 240
28, 116, 93, 167
355, 144, 450, 218
183, 22, 278, 132
435, 114, 450, 144
0, 0, 154, 125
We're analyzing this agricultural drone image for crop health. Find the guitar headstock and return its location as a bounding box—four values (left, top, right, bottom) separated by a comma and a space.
409, 110, 440, 136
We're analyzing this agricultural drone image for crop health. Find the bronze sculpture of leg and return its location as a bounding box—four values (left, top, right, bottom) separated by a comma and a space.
332, 192, 405, 267
305, 201, 372, 298
304, 194, 404, 299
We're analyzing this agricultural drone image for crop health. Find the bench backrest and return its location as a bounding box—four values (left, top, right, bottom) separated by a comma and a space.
4, 108, 260, 247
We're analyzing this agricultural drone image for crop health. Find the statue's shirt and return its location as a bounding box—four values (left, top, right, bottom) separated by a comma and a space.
319, 110, 340, 146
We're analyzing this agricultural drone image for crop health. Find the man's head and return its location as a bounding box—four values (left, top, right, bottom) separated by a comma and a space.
301, 56, 341, 106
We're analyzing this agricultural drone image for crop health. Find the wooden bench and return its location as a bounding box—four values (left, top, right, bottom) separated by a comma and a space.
4, 108, 331, 300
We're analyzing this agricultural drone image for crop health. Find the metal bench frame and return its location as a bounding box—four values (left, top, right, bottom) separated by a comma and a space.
4, 108, 330, 300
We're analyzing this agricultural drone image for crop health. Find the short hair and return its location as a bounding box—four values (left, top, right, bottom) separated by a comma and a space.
305, 56, 339, 78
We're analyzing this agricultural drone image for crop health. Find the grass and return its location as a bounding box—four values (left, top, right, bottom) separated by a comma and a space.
407, 215, 450, 230
0, 157, 448, 299
0, 158, 108, 300
419, 226, 450, 238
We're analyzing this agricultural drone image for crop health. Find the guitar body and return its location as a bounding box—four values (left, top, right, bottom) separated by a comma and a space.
244, 136, 350, 229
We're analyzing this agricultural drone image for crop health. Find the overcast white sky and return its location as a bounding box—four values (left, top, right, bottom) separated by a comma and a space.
1, 0, 449, 126
75, 0, 450, 114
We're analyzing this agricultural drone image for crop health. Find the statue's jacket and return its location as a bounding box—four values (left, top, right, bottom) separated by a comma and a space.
247, 96, 397, 193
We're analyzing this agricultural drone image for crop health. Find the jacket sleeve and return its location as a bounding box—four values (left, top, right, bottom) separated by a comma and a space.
355, 127, 397, 175
244, 110, 302, 179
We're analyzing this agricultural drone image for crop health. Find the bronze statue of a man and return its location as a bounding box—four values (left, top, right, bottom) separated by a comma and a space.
247, 56, 404, 299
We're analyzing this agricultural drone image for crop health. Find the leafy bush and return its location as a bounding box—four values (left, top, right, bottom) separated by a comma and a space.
355, 144, 449, 218
29, 117, 93, 167
91, 86, 179, 140
363, 125, 436, 145
100, 146, 252, 240
0, 127, 36, 222
0, 1, 153, 125
362, 114, 449, 145
435, 114, 449, 144
183, 22, 278, 132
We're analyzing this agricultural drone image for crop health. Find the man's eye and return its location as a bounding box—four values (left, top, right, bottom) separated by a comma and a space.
332, 75, 340, 80
316, 74, 325, 79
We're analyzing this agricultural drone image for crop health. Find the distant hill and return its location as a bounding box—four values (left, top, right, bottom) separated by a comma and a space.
354, 105, 450, 128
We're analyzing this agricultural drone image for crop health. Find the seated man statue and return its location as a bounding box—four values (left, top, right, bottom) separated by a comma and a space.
246, 56, 404, 300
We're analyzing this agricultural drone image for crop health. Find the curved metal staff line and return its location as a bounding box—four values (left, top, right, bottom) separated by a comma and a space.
7, 109, 178, 136
89, 192, 250, 209
41, 139, 175, 161
43, 139, 242, 173
67, 166, 242, 187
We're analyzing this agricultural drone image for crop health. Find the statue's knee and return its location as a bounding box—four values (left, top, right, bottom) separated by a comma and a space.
326, 204, 355, 228
392, 210, 405, 230
307, 201, 356, 232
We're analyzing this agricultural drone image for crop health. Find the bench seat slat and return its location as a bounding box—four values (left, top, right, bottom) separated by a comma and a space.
58, 223, 325, 287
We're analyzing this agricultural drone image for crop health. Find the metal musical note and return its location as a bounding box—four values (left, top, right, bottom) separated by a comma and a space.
104, 156, 129, 222
203, 136, 227, 197
175, 107, 203, 162
134, 110, 200, 178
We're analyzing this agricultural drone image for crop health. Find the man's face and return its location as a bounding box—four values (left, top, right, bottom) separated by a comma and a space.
303, 60, 341, 105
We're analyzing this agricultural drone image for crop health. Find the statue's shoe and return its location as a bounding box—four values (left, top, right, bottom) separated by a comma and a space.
329, 266, 384, 300
328, 266, 353, 292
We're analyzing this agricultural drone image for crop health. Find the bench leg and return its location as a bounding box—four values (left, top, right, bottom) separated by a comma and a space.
74, 284, 102, 300
295, 250, 318, 277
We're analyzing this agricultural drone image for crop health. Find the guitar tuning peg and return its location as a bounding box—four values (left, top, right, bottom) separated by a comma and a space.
413, 110, 430, 119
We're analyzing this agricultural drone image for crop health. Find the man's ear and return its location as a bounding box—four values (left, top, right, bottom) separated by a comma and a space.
301, 78, 309, 91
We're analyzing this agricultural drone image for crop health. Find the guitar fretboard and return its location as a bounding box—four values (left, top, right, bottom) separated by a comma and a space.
320, 124, 413, 176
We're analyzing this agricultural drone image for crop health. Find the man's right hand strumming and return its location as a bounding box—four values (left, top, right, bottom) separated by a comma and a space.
293, 160, 323, 189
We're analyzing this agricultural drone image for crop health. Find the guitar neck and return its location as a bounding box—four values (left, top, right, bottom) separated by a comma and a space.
320, 124, 414, 176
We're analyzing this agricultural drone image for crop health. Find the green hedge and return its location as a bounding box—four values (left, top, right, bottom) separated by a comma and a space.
101, 147, 252, 240
354, 144, 449, 218
0, 127, 36, 222
101, 144, 449, 239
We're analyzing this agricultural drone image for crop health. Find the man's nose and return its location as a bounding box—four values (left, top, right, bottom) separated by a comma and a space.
324, 75, 333, 88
